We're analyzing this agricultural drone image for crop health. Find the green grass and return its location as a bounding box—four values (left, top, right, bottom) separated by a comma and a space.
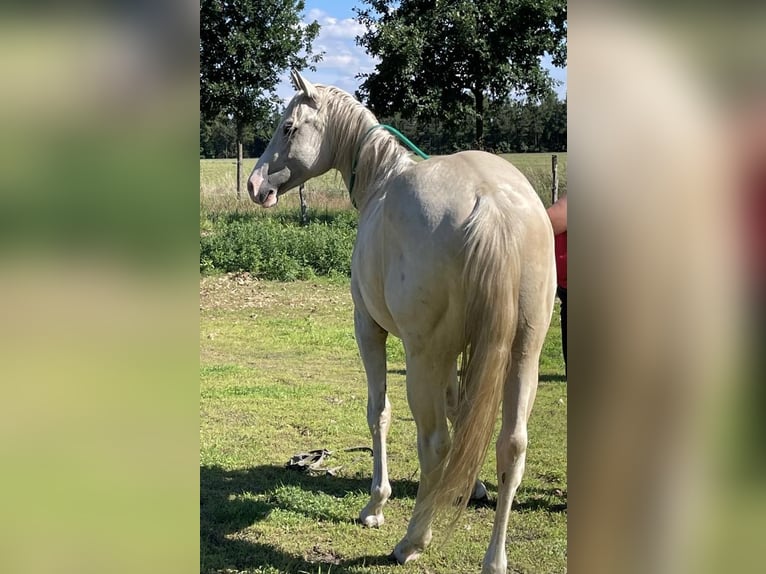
200, 276, 567, 574
200, 215, 357, 278
498, 153, 567, 208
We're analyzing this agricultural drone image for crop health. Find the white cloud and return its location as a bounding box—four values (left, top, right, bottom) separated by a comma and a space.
293, 7, 378, 98
322, 19, 366, 40
306, 8, 325, 21
307, 8, 366, 40
275, 3, 376, 106
322, 53, 360, 69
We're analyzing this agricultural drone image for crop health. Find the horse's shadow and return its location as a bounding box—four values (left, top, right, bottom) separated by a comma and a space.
200, 464, 414, 573
389, 369, 566, 383
200, 464, 565, 573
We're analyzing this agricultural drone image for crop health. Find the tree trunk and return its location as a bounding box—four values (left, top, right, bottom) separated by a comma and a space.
473, 88, 485, 150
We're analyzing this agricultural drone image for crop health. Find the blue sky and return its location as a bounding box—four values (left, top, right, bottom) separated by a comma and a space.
277, 0, 567, 103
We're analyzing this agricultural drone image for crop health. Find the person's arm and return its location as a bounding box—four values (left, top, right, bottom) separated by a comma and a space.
547, 195, 567, 235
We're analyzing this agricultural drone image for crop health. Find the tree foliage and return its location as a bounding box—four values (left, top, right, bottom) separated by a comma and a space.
200, 109, 282, 158
380, 90, 566, 154
355, 0, 566, 147
200, 0, 321, 138
199, 93, 566, 158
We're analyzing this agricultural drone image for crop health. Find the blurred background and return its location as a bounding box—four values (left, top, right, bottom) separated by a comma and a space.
568, 4, 765, 574
0, 2, 198, 573
0, 1, 764, 573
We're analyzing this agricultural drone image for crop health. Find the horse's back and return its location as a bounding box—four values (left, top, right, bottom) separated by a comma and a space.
383, 150, 549, 256
352, 150, 552, 351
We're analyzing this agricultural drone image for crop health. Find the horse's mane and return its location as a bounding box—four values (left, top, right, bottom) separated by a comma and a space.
314, 85, 416, 205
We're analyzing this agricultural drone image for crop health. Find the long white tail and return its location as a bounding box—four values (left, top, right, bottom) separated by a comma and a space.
430, 191, 521, 517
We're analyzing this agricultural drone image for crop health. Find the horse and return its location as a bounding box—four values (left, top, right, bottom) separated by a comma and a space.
247, 70, 556, 574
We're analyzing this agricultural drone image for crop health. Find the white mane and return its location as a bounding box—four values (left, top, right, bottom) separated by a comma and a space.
315, 85, 417, 205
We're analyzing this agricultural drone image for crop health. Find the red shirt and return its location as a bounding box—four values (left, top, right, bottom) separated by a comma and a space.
555, 231, 567, 289
744, 164, 766, 289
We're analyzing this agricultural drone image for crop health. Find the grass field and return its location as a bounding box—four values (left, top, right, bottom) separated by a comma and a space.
200, 275, 567, 574
200, 152, 566, 214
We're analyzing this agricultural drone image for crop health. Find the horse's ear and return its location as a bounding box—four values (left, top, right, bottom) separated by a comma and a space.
289, 69, 302, 91
290, 69, 320, 105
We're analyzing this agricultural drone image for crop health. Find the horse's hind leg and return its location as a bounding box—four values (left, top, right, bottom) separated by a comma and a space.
482, 309, 550, 574
393, 349, 452, 564
446, 362, 488, 501
355, 307, 392, 528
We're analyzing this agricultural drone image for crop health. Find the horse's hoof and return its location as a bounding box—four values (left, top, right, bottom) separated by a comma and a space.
359, 511, 385, 528
393, 539, 423, 564
481, 561, 507, 574
472, 480, 489, 501
481, 552, 508, 574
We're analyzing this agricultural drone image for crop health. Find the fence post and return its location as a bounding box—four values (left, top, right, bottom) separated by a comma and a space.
299, 183, 308, 225
236, 142, 243, 200
551, 154, 559, 204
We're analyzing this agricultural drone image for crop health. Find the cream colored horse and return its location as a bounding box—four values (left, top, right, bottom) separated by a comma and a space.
247, 71, 555, 574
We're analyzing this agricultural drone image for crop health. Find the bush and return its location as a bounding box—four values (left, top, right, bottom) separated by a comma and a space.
200, 210, 357, 280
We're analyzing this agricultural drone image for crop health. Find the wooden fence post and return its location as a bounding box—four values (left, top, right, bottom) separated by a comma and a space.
299, 184, 308, 225
236, 142, 243, 200
551, 154, 559, 204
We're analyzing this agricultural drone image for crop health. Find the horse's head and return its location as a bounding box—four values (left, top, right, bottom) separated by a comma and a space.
247, 70, 331, 208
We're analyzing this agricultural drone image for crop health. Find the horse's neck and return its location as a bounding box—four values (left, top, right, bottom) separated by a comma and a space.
342, 126, 414, 211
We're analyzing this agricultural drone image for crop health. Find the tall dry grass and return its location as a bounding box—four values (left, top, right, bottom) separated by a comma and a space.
200, 152, 566, 215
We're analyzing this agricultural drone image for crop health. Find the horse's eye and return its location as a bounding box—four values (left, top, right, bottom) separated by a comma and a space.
283, 122, 294, 137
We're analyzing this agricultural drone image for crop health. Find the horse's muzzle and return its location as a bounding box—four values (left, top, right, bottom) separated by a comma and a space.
247, 183, 277, 208
247, 165, 289, 208
258, 188, 278, 208
247, 177, 278, 208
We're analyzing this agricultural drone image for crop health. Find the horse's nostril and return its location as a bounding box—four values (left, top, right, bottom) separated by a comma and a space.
247, 180, 254, 194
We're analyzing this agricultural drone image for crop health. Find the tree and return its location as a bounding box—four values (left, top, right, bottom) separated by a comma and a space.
200, 0, 320, 196
356, 0, 566, 149
200, 106, 283, 159
537, 91, 567, 151
200, 115, 236, 158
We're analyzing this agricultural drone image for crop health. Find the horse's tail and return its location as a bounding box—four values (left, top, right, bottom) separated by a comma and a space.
430, 191, 521, 520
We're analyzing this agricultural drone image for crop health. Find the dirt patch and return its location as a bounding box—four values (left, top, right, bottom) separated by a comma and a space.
200, 273, 350, 313
200, 272, 275, 312
304, 544, 342, 564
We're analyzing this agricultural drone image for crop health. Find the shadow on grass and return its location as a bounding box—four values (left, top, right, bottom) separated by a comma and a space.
539, 373, 566, 383
387, 370, 565, 383
201, 464, 565, 573
514, 486, 568, 513
468, 483, 568, 514
201, 464, 417, 573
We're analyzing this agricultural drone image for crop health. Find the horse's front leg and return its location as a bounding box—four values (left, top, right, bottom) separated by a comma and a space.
354, 306, 392, 528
